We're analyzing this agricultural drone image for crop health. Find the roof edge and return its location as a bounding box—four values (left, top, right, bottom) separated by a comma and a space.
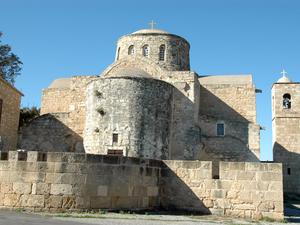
0, 77, 24, 96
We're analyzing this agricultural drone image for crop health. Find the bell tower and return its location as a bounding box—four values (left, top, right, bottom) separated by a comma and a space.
272, 70, 300, 197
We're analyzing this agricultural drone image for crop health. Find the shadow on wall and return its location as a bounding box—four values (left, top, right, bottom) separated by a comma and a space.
199, 86, 249, 123
198, 86, 259, 164
169, 83, 202, 160
160, 161, 211, 214
273, 142, 300, 198
18, 114, 84, 152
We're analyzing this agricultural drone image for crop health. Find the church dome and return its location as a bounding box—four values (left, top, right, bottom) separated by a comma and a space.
132, 29, 170, 34
115, 27, 190, 71
132, 29, 170, 35
277, 75, 292, 83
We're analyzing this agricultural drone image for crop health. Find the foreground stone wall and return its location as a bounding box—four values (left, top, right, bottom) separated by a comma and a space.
0, 79, 22, 151
160, 160, 283, 220
0, 151, 283, 220
0, 151, 160, 211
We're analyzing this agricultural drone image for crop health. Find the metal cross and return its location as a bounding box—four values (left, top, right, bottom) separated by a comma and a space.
149, 20, 156, 29
281, 69, 288, 77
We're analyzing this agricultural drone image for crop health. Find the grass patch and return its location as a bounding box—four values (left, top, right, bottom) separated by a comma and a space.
15, 208, 25, 213
260, 217, 288, 223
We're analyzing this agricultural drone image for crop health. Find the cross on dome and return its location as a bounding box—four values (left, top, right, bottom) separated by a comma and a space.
281, 69, 288, 77
149, 20, 156, 29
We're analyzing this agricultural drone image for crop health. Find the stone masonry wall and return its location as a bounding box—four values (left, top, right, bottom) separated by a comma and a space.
199, 83, 257, 123
273, 117, 300, 196
41, 76, 96, 136
198, 82, 260, 162
0, 79, 22, 151
160, 160, 283, 220
20, 114, 84, 153
0, 151, 161, 211
84, 77, 173, 159
0, 151, 283, 220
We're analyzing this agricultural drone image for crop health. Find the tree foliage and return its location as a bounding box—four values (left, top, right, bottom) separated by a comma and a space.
0, 32, 22, 84
19, 107, 40, 129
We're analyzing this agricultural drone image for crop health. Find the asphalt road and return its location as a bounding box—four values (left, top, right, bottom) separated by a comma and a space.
1, 209, 300, 225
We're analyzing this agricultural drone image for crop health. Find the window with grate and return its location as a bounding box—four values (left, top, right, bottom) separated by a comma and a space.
143, 45, 149, 57
128, 45, 135, 55
159, 44, 165, 61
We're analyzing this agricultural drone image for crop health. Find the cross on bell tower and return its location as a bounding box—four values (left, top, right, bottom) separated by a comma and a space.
148, 20, 156, 29
281, 69, 288, 77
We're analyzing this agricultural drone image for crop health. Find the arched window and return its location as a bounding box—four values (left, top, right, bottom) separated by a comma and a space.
142, 45, 149, 57
116, 47, 120, 60
128, 45, 134, 55
159, 44, 165, 61
283, 93, 291, 109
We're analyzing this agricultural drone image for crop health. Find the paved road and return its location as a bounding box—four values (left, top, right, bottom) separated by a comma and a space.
0, 210, 300, 225
0, 211, 215, 225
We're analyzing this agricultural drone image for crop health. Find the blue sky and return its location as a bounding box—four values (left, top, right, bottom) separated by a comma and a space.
1, 0, 300, 160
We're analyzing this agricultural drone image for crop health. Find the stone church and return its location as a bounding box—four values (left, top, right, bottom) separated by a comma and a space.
20, 27, 261, 166
0, 27, 298, 218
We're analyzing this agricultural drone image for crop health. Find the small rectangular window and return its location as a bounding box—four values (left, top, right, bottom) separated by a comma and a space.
287, 168, 291, 175
112, 133, 118, 143
217, 123, 225, 136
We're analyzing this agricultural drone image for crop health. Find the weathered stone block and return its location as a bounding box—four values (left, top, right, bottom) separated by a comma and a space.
147, 186, 158, 197
46, 195, 63, 208
50, 184, 73, 195
62, 196, 76, 209
264, 192, 282, 201
4, 193, 20, 206
111, 196, 139, 209
0, 193, 4, 205
211, 189, 226, 199
90, 197, 111, 208
0, 183, 12, 193
19, 195, 44, 207
27, 152, 39, 162
32, 183, 50, 195
236, 171, 255, 181
233, 204, 255, 210
97, 185, 108, 196
13, 182, 32, 194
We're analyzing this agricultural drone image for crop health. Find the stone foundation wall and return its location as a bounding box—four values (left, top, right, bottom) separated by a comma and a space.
160, 160, 283, 220
0, 151, 161, 211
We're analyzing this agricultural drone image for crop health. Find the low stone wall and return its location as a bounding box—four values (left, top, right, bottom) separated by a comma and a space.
0, 151, 284, 220
160, 160, 284, 220
0, 151, 161, 211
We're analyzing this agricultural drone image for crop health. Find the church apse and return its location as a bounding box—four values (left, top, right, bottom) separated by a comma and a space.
83, 73, 173, 159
